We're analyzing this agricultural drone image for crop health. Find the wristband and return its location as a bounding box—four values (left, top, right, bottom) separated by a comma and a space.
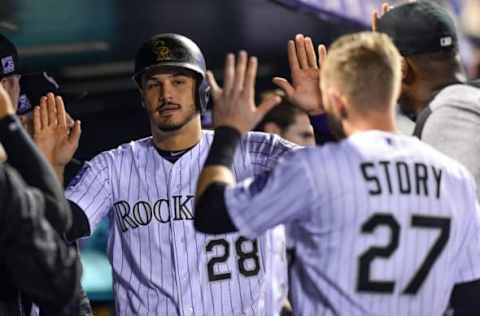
204, 126, 242, 168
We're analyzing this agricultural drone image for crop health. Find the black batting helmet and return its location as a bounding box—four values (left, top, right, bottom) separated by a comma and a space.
133, 33, 209, 113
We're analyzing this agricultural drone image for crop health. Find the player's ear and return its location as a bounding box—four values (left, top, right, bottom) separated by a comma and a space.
330, 91, 348, 119
401, 57, 414, 86
0, 77, 8, 91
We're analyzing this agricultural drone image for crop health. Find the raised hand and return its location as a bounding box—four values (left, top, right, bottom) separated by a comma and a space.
33, 93, 81, 169
20, 109, 75, 138
273, 34, 326, 115
19, 113, 34, 136
372, 3, 391, 31
207, 51, 281, 134
0, 84, 15, 118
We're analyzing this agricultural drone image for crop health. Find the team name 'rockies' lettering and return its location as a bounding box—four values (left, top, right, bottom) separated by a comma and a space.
113, 195, 195, 232
360, 161, 443, 198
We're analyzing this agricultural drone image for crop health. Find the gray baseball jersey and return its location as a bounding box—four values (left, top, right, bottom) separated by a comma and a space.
421, 84, 480, 197
65, 130, 295, 316
225, 131, 480, 316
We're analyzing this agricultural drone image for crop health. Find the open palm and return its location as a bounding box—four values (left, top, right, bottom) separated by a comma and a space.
207, 51, 280, 134
273, 34, 326, 115
33, 94, 81, 167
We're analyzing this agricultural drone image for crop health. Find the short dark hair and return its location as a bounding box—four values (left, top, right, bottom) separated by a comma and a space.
256, 100, 303, 132
140, 67, 197, 88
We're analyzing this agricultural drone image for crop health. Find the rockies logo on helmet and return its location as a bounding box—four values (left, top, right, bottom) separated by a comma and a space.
133, 33, 210, 113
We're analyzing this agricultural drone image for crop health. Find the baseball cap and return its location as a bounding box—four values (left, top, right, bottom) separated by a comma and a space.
17, 72, 87, 115
376, 1, 458, 56
0, 33, 21, 78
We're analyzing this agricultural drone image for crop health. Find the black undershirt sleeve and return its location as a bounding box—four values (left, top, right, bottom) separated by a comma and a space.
194, 182, 237, 234
194, 126, 241, 234
66, 201, 91, 241
449, 279, 480, 315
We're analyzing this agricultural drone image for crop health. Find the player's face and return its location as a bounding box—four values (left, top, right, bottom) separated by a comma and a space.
282, 113, 315, 146
0, 75, 21, 111
142, 69, 198, 132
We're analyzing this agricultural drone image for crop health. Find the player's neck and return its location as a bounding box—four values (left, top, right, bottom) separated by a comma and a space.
344, 112, 397, 136
151, 117, 202, 151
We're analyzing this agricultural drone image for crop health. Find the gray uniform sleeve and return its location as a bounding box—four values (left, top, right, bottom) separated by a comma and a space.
0, 164, 79, 307
225, 151, 317, 238
65, 153, 113, 235
421, 96, 480, 196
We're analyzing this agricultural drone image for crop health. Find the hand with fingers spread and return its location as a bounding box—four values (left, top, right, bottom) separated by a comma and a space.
20, 110, 75, 138
207, 51, 281, 134
372, 3, 391, 31
33, 93, 81, 170
273, 34, 326, 115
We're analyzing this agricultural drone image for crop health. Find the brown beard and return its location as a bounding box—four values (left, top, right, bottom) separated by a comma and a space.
149, 100, 199, 132
154, 103, 199, 132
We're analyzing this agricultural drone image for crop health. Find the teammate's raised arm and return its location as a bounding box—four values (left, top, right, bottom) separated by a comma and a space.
32, 93, 81, 185
272, 34, 326, 115
195, 51, 281, 233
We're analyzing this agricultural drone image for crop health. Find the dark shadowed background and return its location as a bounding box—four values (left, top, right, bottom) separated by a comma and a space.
1, 0, 361, 160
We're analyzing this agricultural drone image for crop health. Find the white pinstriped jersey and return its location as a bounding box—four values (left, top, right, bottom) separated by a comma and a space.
65, 130, 295, 316
226, 131, 480, 316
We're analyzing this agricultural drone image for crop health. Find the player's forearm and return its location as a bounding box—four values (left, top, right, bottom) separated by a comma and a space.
0, 166, 79, 305
0, 115, 71, 232
196, 126, 240, 196
196, 166, 234, 196
0, 116, 62, 194
53, 164, 65, 186
194, 126, 241, 234
194, 182, 238, 234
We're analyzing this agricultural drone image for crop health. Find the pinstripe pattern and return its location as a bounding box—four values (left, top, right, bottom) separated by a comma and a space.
225, 131, 480, 316
65, 131, 294, 315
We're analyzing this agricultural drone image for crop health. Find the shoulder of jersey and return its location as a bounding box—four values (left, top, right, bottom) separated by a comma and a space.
351, 132, 473, 182
412, 136, 474, 180
244, 131, 300, 150
94, 136, 154, 159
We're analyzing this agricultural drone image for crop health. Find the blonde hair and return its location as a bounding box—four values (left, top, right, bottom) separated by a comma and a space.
321, 32, 402, 112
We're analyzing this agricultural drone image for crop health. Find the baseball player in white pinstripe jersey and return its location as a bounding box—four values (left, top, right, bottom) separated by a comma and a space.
63, 33, 294, 315
194, 32, 480, 316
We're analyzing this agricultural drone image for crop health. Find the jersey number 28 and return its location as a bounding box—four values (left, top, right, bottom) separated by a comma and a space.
357, 213, 450, 295
206, 237, 260, 282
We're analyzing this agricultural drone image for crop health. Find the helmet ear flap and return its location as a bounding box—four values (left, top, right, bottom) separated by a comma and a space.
198, 79, 210, 113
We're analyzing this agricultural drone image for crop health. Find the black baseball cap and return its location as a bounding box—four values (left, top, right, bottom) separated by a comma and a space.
17, 72, 87, 115
376, 1, 458, 56
0, 33, 21, 78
